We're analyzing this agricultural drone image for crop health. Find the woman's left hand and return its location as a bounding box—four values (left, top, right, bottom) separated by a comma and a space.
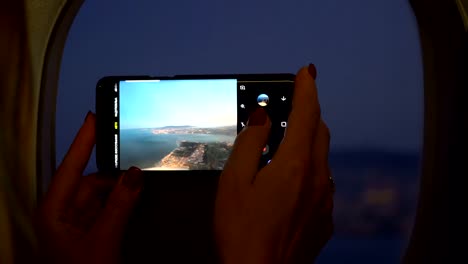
36, 112, 144, 264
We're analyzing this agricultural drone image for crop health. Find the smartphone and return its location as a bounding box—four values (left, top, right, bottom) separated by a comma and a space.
96, 74, 294, 173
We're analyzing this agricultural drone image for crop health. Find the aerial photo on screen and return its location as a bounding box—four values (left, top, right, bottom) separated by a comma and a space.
119, 79, 237, 170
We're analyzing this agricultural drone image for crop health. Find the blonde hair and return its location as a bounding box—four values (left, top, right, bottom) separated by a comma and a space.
0, 1, 37, 262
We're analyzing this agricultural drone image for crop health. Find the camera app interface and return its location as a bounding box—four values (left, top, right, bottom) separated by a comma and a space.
119, 79, 237, 170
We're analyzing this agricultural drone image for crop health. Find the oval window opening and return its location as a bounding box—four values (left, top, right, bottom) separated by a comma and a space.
56, 0, 423, 263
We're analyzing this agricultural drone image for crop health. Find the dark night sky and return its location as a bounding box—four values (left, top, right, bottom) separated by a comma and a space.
56, 0, 423, 171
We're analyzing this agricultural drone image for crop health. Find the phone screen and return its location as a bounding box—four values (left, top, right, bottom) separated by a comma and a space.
119, 79, 237, 170
98, 75, 294, 172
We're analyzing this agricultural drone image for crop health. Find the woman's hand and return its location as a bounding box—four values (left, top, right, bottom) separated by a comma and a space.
215, 65, 334, 264
36, 112, 144, 264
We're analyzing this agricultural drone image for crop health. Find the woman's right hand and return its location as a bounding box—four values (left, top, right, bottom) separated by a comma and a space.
215, 65, 334, 264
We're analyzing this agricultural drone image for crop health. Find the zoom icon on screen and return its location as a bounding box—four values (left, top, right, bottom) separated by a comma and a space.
257, 94, 269, 107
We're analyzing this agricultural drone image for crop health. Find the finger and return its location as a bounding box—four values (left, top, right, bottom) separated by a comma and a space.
63, 174, 116, 227
45, 112, 96, 214
309, 120, 331, 199
281, 120, 332, 262
72, 173, 116, 213
277, 65, 321, 161
259, 120, 330, 191
73, 198, 104, 231
91, 167, 144, 247
221, 107, 271, 186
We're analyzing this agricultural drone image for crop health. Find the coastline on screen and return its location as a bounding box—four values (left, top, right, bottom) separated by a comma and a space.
119, 79, 237, 170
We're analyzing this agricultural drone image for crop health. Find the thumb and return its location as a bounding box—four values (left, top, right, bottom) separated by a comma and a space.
91, 167, 143, 246
221, 107, 271, 186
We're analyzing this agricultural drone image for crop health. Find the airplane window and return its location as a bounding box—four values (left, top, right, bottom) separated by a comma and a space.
56, 0, 423, 263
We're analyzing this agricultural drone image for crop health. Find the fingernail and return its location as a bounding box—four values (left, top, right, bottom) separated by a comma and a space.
247, 107, 267, 126
308, 64, 317, 80
122, 166, 144, 191
84, 111, 94, 121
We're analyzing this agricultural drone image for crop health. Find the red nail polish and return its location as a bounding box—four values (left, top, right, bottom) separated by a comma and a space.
122, 166, 144, 191
84, 111, 95, 122
308, 64, 317, 80
247, 107, 267, 126
84, 111, 92, 121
